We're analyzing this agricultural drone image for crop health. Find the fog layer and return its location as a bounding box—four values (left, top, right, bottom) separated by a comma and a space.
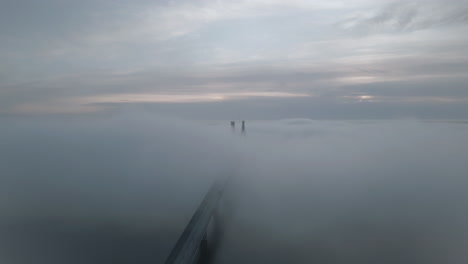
1, 115, 467, 263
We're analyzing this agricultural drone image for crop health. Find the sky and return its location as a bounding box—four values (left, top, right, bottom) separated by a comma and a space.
1, 0, 468, 119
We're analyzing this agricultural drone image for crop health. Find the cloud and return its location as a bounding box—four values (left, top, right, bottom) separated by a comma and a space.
219, 119, 468, 263
338, 0, 468, 33
1, 116, 468, 263
2, 54, 468, 119
0, 0, 375, 82
0, 114, 238, 263
1, 0, 468, 119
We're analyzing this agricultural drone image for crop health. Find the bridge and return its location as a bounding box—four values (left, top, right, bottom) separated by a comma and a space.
164, 180, 227, 264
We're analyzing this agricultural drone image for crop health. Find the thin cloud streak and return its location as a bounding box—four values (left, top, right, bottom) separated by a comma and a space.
337, 0, 468, 33
83, 91, 310, 103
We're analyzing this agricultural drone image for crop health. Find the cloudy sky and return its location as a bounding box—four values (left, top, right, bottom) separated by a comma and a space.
1, 0, 468, 119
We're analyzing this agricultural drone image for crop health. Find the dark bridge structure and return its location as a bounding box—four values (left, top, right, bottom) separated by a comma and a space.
165, 181, 226, 264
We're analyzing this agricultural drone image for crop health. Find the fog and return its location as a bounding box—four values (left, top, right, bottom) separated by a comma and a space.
220, 119, 468, 263
1, 114, 468, 263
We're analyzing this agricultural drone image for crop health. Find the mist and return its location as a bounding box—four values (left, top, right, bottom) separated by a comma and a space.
1, 114, 467, 263
0, 113, 237, 263
220, 119, 468, 263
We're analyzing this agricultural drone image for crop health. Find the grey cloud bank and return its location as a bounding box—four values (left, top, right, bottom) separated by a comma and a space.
220, 119, 468, 263
0, 114, 238, 263
1, 115, 468, 263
